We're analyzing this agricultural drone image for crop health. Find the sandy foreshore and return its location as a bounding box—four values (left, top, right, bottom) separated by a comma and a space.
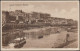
2, 27, 78, 49
22, 29, 78, 48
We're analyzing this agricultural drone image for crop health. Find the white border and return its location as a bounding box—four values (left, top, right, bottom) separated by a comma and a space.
1, 1, 79, 50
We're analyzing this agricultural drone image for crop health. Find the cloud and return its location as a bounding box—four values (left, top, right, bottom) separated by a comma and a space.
50, 8, 79, 21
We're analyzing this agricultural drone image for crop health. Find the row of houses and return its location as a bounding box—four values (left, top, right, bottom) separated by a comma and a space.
2, 10, 77, 27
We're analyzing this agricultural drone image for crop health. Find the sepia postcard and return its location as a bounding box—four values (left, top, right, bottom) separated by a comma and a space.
1, 0, 79, 50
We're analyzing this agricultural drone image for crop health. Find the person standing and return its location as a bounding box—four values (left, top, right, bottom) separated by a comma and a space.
66, 33, 69, 43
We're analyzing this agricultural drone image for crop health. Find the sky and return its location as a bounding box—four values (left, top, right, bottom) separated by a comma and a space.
1, 1, 79, 21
